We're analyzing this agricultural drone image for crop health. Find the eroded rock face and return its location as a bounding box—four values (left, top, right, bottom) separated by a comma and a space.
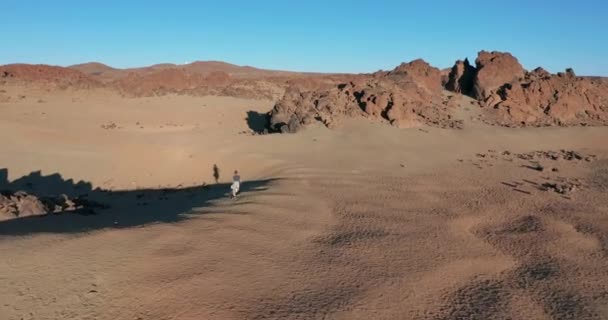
268, 60, 460, 133
0, 191, 99, 221
446, 59, 476, 95
445, 51, 608, 127
0, 191, 47, 221
486, 68, 608, 126
472, 51, 526, 104
388, 59, 444, 92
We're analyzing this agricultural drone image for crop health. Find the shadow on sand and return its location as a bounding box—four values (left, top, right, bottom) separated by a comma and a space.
245, 110, 270, 134
0, 168, 278, 237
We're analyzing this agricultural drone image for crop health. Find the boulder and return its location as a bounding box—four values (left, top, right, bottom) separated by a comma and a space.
472, 51, 525, 102
388, 59, 443, 93
0, 191, 101, 221
0, 191, 47, 221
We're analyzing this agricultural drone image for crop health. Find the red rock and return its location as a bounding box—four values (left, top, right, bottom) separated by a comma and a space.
483, 67, 608, 126
445, 51, 608, 127
446, 58, 476, 94
268, 60, 459, 133
473, 51, 525, 102
0, 64, 101, 89
388, 59, 443, 93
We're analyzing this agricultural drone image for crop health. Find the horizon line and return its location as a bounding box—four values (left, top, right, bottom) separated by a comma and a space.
1, 57, 604, 77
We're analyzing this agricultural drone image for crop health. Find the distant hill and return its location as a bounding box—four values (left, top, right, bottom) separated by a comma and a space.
0, 61, 336, 101
0, 64, 102, 88
68, 62, 122, 82
69, 61, 322, 82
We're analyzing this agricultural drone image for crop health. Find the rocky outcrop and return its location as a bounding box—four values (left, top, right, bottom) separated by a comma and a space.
0, 191, 103, 221
445, 58, 476, 95
388, 59, 444, 92
473, 51, 525, 103
485, 67, 608, 126
0, 191, 47, 220
4, 53, 608, 129
445, 51, 608, 127
268, 60, 460, 133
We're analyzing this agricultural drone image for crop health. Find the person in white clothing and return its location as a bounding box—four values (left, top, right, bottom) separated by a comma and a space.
230, 170, 241, 199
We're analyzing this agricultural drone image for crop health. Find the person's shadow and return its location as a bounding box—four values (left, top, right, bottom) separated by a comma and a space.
0, 167, 278, 236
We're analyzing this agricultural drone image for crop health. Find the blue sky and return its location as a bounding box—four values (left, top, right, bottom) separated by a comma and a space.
1, 0, 607, 75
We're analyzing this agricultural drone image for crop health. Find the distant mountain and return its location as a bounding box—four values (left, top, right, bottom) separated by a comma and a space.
68, 62, 122, 82
0, 63, 102, 88
69, 61, 321, 82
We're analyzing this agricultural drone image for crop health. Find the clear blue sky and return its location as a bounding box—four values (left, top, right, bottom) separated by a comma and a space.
2, 0, 607, 75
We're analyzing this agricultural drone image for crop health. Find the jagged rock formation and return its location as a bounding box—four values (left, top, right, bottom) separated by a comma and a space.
0, 191, 102, 221
472, 51, 526, 104
445, 58, 476, 95
487, 67, 608, 126
388, 59, 444, 92
268, 60, 461, 133
3, 52, 608, 129
445, 51, 608, 127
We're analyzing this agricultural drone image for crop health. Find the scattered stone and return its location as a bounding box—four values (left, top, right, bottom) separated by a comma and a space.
515, 150, 595, 162
101, 122, 119, 130
541, 182, 576, 195
0, 191, 106, 221
528, 163, 545, 172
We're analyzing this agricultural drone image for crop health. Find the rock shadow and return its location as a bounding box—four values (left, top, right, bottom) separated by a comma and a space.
245, 110, 270, 134
0, 167, 278, 236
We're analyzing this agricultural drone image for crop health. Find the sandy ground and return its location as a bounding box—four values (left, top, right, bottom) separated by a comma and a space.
1, 88, 608, 319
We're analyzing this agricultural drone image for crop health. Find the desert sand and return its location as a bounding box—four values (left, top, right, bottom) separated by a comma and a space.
1, 56, 608, 319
